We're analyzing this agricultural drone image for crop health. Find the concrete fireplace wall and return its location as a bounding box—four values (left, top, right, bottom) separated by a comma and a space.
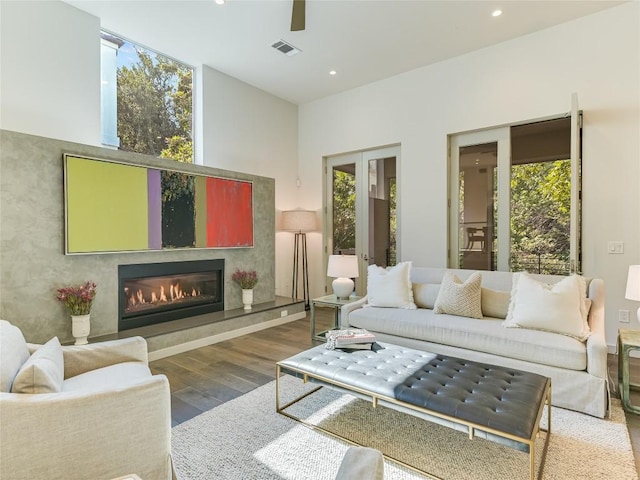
0, 129, 276, 344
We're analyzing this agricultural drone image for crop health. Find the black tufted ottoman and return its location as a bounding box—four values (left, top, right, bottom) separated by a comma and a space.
276, 342, 551, 480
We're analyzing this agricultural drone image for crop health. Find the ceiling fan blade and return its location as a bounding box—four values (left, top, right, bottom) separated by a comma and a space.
291, 0, 305, 31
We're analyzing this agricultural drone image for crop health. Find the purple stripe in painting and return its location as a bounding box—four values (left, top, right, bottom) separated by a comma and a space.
147, 169, 162, 249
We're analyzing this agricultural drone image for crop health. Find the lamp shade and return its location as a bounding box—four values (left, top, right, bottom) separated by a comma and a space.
282, 210, 317, 232
626, 265, 640, 301
327, 255, 359, 279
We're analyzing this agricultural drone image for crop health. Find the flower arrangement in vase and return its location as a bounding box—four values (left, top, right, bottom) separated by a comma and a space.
232, 269, 258, 309
56, 281, 97, 345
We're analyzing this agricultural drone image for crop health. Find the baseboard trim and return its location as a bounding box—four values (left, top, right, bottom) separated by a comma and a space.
148, 311, 306, 361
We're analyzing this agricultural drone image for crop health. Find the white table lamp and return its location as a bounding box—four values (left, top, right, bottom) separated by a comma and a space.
327, 255, 359, 299
626, 265, 640, 323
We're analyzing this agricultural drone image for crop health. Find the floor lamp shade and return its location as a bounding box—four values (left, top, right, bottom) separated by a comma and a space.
282, 210, 316, 310
327, 255, 359, 299
626, 265, 640, 323
282, 210, 317, 233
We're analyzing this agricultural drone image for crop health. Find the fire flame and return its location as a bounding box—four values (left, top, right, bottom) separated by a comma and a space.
127, 281, 198, 309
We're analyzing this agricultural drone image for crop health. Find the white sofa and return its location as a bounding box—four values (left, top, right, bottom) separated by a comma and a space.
0, 320, 173, 480
341, 267, 609, 418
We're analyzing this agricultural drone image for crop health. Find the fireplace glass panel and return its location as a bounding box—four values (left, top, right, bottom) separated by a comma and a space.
118, 259, 224, 331
123, 272, 219, 319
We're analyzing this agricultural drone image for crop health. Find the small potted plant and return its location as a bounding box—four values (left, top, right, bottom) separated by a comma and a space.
232, 269, 258, 310
56, 281, 97, 345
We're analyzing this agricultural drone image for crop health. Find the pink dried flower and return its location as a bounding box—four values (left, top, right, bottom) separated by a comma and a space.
56, 281, 97, 315
231, 269, 258, 289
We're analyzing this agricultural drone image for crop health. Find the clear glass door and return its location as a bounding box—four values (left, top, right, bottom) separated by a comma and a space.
325, 146, 400, 295
457, 142, 498, 270
450, 128, 510, 271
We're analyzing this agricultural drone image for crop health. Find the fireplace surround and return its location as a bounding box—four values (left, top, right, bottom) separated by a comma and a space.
118, 259, 224, 331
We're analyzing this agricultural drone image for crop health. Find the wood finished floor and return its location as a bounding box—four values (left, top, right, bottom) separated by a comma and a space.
150, 309, 640, 474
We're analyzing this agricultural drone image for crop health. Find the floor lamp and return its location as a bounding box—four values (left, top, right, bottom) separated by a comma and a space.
282, 210, 316, 310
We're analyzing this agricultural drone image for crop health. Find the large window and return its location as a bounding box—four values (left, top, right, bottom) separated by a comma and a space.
100, 32, 194, 163
449, 112, 582, 275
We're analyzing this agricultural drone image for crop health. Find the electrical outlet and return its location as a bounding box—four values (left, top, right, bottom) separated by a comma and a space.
608, 241, 624, 254
620, 309, 630, 323
280, 310, 288, 317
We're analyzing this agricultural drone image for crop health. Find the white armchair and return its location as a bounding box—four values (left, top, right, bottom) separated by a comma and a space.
0, 320, 173, 480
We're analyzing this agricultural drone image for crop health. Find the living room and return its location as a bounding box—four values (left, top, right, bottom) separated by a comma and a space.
1, 1, 639, 479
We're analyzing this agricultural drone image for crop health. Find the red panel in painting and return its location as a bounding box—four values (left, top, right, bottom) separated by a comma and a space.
206, 178, 253, 247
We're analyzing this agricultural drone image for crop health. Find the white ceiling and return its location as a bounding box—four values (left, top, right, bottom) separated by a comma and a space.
64, 0, 624, 105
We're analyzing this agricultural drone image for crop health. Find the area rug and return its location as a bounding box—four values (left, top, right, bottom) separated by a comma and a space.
172, 375, 637, 479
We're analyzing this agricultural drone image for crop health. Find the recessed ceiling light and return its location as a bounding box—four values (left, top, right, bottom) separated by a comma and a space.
492, 9, 502, 17
329, 70, 337, 76
215, 0, 225, 5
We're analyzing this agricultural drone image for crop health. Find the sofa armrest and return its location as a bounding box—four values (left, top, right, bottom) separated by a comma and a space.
0, 375, 172, 480
586, 278, 607, 379
340, 296, 369, 328
29, 336, 149, 379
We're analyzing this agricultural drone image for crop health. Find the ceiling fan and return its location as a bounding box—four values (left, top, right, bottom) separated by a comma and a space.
291, 0, 306, 31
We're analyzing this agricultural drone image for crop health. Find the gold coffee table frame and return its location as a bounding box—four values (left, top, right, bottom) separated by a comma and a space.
276, 363, 551, 480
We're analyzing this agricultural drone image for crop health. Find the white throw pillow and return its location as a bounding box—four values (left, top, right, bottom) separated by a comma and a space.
366, 262, 416, 309
412, 283, 440, 309
503, 273, 590, 341
433, 272, 483, 319
0, 320, 30, 392
11, 336, 64, 394
481, 288, 511, 319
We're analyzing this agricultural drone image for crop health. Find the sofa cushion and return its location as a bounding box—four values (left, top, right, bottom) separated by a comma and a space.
0, 320, 31, 392
481, 288, 511, 319
63, 361, 151, 393
348, 307, 587, 371
504, 273, 590, 341
434, 272, 483, 319
412, 283, 440, 309
366, 261, 416, 309
11, 336, 64, 394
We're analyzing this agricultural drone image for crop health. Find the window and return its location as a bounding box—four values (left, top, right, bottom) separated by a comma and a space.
100, 32, 194, 163
449, 112, 582, 275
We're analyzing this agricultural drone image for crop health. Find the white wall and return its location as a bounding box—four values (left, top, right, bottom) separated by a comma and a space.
298, 3, 640, 348
0, 0, 300, 299
0, 1, 101, 145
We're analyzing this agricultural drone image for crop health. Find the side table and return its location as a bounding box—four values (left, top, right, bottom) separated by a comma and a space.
618, 328, 640, 414
310, 294, 363, 341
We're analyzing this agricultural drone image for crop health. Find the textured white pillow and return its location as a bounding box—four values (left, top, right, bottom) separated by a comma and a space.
433, 272, 483, 319
366, 262, 416, 309
11, 336, 64, 394
503, 273, 590, 341
412, 283, 440, 309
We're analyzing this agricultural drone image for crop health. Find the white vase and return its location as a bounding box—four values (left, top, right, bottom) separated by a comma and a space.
71, 314, 90, 345
242, 289, 253, 310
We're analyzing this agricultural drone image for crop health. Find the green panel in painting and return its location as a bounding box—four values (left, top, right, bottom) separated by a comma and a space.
194, 175, 208, 248
66, 157, 148, 253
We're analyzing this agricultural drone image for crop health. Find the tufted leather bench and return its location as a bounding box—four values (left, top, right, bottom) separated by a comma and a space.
277, 342, 551, 480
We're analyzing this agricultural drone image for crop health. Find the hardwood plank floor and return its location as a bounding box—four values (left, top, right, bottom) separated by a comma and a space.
150, 310, 640, 474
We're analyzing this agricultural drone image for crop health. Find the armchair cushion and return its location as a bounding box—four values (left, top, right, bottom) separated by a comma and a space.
63, 362, 152, 393
0, 320, 30, 392
12, 336, 64, 394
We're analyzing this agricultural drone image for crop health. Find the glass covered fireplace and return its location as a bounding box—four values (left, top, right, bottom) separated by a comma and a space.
118, 259, 224, 331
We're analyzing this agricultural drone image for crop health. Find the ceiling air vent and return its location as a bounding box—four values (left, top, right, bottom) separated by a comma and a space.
271, 39, 301, 56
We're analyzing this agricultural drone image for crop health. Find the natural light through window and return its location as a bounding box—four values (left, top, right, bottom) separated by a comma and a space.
100, 31, 194, 164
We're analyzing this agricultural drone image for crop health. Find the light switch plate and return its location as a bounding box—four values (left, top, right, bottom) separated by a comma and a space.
608, 241, 624, 254
620, 310, 630, 323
